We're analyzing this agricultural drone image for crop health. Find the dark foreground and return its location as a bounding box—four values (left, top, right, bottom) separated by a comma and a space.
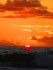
0, 46, 53, 70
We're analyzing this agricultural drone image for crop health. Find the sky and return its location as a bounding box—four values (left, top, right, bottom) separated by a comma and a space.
0, 0, 53, 47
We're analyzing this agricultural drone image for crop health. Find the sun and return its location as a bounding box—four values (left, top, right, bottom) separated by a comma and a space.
40, 0, 53, 12
0, 0, 7, 5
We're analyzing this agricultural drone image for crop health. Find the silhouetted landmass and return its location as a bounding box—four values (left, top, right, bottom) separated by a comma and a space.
0, 46, 52, 68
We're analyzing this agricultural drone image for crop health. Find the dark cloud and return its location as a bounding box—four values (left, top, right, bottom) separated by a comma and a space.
25, 7, 53, 16
29, 36, 37, 40
0, 0, 48, 11
0, 0, 53, 18
1, 8, 53, 18
0, 0, 42, 10
37, 36, 53, 46
5, 0, 42, 7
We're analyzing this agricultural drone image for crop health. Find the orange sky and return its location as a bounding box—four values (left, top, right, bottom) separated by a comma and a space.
0, 0, 53, 47
0, 17, 53, 46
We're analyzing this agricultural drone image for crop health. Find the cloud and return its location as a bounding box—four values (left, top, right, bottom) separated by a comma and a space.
0, 0, 42, 11
0, 0, 53, 18
28, 36, 37, 40
0, 40, 17, 46
29, 36, 53, 46
1, 8, 53, 18
37, 36, 53, 46
0, 0, 42, 10
5, 0, 42, 7
26, 7, 53, 15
